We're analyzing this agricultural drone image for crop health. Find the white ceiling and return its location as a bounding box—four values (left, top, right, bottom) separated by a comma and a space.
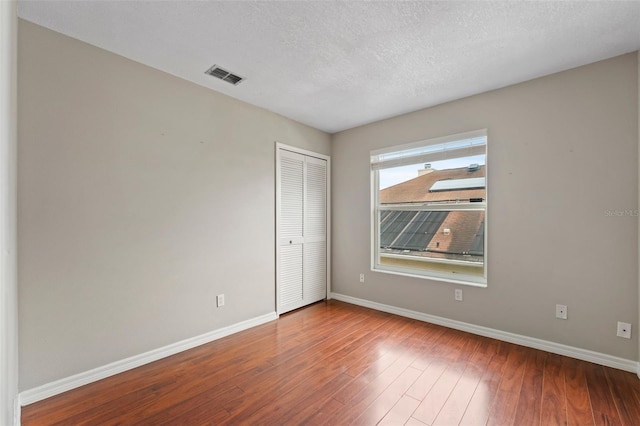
17, 1, 640, 134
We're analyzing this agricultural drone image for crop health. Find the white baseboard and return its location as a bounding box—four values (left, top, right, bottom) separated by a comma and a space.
330, 293, 639, 374
19, 311, 278, 406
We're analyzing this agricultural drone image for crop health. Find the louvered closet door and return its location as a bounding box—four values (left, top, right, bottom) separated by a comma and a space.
303, 156, 327, 305
277, 148, 327, 314
279, 150, 305, 313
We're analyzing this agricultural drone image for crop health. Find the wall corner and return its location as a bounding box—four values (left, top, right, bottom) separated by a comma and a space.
1, 1, 19, 424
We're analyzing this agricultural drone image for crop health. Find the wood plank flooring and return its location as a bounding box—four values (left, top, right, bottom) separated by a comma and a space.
22, 300, 640, 425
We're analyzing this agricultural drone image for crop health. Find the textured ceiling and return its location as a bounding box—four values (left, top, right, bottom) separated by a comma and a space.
17, 1, 640, 133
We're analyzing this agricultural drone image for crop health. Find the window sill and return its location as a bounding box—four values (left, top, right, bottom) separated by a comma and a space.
372, 265, 487, 288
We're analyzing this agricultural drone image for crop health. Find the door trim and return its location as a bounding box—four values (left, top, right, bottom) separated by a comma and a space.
275, 142, 331, 315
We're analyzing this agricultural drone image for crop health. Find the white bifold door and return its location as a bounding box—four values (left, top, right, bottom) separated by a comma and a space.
277, 146, 328, 314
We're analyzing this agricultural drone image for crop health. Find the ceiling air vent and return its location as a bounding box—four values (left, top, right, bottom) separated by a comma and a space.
204, 65, 244, 86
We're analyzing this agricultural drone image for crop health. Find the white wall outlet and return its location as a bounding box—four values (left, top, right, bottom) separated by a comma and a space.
555, 304, 567, 320
359, 273, 365, 283
216, 294, 225, 307
617, 321, 631, 339
454, 289, 463, 301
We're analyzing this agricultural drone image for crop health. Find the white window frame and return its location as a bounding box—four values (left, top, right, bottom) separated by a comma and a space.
371, 130, 488, 287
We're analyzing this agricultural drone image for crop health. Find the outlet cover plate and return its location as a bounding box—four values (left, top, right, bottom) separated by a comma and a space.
454, 289, 463, 301
617, 321, 631, 339
555, 304, 567, 320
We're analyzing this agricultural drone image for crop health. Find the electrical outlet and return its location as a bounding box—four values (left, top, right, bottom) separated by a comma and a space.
454, 289, 463, 301
216, 294, 225, 307
359, 273, 365, 283
617, 321, 631, 339
555, 304, 567, 320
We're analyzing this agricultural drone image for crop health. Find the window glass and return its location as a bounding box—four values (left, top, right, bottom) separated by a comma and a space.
372, 132, 487, 285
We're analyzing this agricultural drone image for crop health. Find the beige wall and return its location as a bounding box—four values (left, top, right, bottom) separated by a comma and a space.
17, 20, 330, 390
332, 53, 639, 360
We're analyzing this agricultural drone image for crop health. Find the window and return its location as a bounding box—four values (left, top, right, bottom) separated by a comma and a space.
371, 130, 487, 286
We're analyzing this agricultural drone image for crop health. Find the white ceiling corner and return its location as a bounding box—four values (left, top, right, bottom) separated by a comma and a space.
16, 0, 640, 134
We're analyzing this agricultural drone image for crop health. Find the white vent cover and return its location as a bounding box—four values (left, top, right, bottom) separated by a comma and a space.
205, 65, 244, 85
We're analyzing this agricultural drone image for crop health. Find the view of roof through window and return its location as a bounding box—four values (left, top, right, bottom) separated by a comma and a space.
372, 131, 487, 284
378, 155, 486, 271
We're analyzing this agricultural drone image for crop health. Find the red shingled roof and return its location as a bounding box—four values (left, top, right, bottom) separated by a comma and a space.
427, 210, 485, 256
378, 165, 486, 260
380, 165, 485, 204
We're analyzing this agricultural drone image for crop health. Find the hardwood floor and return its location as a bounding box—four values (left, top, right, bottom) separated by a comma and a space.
22, 300, 640, 425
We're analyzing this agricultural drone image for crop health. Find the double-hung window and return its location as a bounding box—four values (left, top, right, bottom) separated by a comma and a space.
371, 130, 487, 286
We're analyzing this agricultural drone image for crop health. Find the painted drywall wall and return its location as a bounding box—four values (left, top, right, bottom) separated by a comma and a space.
332, 52, 639, 361
18, 20, 330, 390
1, 1, 18, 423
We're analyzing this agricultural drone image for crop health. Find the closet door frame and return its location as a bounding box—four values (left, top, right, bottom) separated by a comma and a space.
275, 142, 331, 316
